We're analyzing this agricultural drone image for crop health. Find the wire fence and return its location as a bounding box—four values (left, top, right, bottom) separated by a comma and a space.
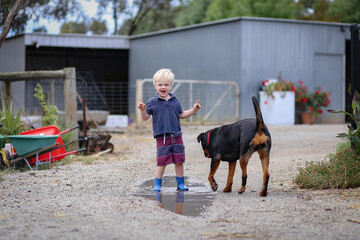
136, 79, 240, 124
76, 71, 128, 115
0, 70, 128, 129
0, 68, 77, 128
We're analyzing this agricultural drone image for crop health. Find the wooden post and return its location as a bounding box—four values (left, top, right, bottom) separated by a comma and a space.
1, 80, 11, 107
136, 79, 143, 127
64, 68, 78, 148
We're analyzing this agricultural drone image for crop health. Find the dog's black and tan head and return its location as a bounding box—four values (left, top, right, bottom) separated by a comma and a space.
197, 132, 211, 158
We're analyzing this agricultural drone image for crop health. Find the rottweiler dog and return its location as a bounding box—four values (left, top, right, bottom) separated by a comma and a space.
197, 96, 271, 197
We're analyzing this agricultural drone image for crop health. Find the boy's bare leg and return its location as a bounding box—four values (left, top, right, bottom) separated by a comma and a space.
155, 166, 166, 179
174, 163, 184, 177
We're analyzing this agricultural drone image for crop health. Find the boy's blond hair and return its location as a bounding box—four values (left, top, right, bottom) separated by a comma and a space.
153, 68, 174, 87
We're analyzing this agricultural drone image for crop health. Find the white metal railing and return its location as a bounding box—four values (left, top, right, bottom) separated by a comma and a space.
136, 79, 240, 125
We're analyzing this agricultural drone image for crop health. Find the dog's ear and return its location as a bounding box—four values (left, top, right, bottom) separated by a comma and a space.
197, 133, 204, 143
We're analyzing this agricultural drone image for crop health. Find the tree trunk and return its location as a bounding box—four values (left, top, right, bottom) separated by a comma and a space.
0, 0, 26, 48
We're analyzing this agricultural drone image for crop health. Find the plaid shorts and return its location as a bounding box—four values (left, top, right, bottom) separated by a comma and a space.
156, 134, 185, 166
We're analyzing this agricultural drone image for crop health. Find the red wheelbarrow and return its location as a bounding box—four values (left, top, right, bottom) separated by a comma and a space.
8, 125, 85, 170
19, 125, 79, 164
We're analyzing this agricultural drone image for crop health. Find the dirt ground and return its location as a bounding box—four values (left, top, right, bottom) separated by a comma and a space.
1, 123, 360, 240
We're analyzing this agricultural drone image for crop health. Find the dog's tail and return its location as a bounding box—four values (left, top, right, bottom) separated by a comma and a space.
252, 96, 264, 132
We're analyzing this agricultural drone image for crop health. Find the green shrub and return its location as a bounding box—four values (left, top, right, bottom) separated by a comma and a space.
34, 83, 60, 127
294, 147, 360, 189
0, 103, 28, 140
328, 90, 360, 154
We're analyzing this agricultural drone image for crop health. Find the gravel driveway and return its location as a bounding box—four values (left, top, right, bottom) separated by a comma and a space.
1, 123, 359, 240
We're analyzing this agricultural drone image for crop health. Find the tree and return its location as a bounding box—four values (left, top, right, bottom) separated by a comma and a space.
119, 0, 176, 35
97, 0, 174, 35
296, 0, 338, 22
329, 0, 360, 23
89, 19, 108, 35
250, 0, 297, 19
96, 0, 127, 34
0, 0, 81, 47
0, 0, 26, 47
175, 0, 214, 27
60, 21, 88, 34
204, 0, 297, 22
32, 26, 48, 33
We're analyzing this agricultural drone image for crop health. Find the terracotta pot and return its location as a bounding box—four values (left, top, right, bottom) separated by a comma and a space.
301, 112, 314, 124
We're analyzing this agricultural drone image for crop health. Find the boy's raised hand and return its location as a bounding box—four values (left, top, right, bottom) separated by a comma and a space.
138, 99, 146, 111
193, 99, 201, 112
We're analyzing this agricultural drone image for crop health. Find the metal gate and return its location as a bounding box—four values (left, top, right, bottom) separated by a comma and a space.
136, 79, 240, 124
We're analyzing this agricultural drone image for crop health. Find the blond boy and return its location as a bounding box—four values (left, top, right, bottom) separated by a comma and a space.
138, 69, 201, 191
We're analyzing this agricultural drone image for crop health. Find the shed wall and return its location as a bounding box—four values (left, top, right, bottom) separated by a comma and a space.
0, 36, 26, 72
129, 19, 349, 123
239, 19, 347, 123
129, 21, 242, 119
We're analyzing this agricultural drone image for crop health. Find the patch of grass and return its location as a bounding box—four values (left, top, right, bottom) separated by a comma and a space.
81, 155, 96, 165
54, 155, 75, 166
336, 140, 351, 152
294, 147, 360, 189
0, 168, 20, 181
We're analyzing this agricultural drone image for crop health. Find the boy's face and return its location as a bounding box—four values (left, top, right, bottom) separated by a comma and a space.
155, 77, 172, 99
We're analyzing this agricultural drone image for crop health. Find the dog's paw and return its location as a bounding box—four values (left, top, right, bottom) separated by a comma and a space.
211, 182, 218, 191
223, 187, 232, 193
237, 186, 246, 194
259, 190, 268, 197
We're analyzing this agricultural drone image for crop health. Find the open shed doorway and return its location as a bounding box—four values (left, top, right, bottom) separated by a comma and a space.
26, 46, 129, 115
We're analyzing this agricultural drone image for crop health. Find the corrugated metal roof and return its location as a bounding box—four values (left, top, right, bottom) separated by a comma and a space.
130, 16, 352, 39
7, 33, 130, 49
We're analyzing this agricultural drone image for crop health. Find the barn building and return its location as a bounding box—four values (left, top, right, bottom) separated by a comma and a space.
0, 17, 354, 124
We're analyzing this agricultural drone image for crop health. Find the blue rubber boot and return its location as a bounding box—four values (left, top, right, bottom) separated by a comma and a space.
153, 178, 162, 192
176, 176, 189, 191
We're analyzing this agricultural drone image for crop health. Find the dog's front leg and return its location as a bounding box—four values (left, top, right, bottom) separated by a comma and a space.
208, 158, 220, 191
259, 150, 270, 197
238, 155, 250, 194
223, 161, 236, 192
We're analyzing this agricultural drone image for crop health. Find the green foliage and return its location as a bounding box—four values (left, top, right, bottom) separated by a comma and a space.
90, 19, 108, 35
81, 155, 96, 165
119, 1, 177, 35
295, 90, 360, 189
60, 21, 88, 34
328, 90, 360, 154
118, 0, 177, 35
1, 0, 80, 35
329, 0, 360, 23
205, 0, 251, 22
0, 103, 27, 138
251, 0, 297, 19
33, 84, 60, 127
294, 147, 360, 189
261, 73, 296, 98
175, 0, 214, 27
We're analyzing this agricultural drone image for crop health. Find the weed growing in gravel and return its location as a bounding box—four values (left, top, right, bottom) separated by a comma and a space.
81, 155, 96, 165
54, 155, 75, 166
294, 147, 360, 189
0, 168, 20, 181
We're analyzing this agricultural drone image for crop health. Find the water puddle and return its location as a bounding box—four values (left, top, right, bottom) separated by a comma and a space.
135, 176, 215, 217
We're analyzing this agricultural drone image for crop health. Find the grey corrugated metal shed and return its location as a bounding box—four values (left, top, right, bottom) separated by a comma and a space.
11, 32, 130, 49
129, 16, 353, 123
0, 33, 130, 115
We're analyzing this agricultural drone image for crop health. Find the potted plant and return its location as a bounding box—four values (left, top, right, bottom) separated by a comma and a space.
295, 81, 331, 124
259, 74, 296, 125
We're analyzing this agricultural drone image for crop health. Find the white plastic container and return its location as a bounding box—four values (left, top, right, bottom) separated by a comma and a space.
105, 115, 128, 128
259, 91, 295, 125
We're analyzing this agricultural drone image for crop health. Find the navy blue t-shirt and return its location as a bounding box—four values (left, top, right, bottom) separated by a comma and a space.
146, 93, 183, 137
